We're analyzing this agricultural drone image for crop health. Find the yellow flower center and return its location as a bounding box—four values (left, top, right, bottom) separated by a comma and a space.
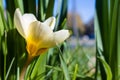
26, 40, 48, 57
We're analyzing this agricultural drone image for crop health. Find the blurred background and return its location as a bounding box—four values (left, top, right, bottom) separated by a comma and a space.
67, 0, 95, 47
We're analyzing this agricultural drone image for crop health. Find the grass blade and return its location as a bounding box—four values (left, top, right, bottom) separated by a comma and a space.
117, 4, 120, 79
58, 45, 70, 80
6, 0, 15, 18
45, 0, 54, 19
98, 56, 112, 80
59, 53, 70, 80
5, 57, 15, 80
72, 64, 78, 80
14, 0, 24, 13
30, 53, 47, 80
38, 0, 45, 21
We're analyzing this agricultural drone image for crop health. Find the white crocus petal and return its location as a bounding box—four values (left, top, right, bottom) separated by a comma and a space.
22, 14, 37, 36
14, 8, 25, 38
27, 21, 53, 44
26, 21, 54, 56
53, 30, 70, 45
43, 17, 56, 30
39, 30, 71, 48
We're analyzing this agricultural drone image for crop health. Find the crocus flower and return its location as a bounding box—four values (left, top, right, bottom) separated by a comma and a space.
14, 8, 70, 57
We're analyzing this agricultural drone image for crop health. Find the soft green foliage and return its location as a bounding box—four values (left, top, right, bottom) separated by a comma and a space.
95, 0, 120, 80
59, 52, 70, 80
0, 0, 95, 80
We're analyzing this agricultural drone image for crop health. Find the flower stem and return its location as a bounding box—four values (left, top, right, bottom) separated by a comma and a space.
20, 55, 33, 80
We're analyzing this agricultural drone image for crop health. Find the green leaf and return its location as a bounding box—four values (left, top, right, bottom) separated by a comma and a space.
7, 11, 13, 29
117, 4, 120, 79
72, 64, 78, 80
6, 0, 15, 19
2, 31, 7, 55
45, 0, 54, 19
108, 0, 119, 79
0, 5, 8, 31
95, 11, 103, 52
30, 53, 47, 80
6, 57, 15, 80
59, 54, 70, 80
38, 0, 45, 21
14, 0, 24, 13
109, 0, 119, 63
98, 56, 112, 80
60, 18, 67, 29
58, 46, 70, 80
96, 0, 109, 61
95, 0, 119, 79
0, 11, 4, 36
55, 0, 67, 30
54, 0, 62, 30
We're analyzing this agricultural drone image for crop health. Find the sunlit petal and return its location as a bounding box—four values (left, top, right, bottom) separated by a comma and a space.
14, 8, 25, 38
53, 30, 70, 45
27, 21, 53, 43
22, 14, 37, 36
26, 21, 54, 55
43, 17, 56, 30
